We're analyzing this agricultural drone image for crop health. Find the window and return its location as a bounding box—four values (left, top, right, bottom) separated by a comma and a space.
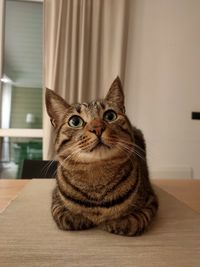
0, 0, 43, 178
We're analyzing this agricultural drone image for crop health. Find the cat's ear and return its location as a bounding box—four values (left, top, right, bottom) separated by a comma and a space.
45, 88, 70, 128
105, 76, 125, 113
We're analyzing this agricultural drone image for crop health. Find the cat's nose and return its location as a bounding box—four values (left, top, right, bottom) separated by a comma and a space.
87, 119, 106, 137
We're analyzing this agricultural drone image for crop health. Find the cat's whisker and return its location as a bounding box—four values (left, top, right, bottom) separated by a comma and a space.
103, 137, 133, 154
61, 149, 81, 164
132, 143, 146, 153
59, 142, 82, 157
79, 140, 98, 152
40, 159, 57, 177
108, 135, 146, 153
114, 144, 135, 167
106, 136, 145, 160
77, 137, 92, 147
116, 142, 145, 161
59, 150, 81, 175
115, 143, 133, 158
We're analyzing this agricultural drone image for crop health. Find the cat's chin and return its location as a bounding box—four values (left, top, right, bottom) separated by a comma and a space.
78, 146, 121, 162
89, 142, 110, 152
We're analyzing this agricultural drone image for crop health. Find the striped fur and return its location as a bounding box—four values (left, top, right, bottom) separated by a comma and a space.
46, 77, 158, 236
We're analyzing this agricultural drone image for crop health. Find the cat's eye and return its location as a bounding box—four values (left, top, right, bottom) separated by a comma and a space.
103, 110, 117, 122
68, 115, 84, 128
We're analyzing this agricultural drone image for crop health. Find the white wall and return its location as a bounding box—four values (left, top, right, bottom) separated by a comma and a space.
0, 0, 4, 81
125, 0, 200, 179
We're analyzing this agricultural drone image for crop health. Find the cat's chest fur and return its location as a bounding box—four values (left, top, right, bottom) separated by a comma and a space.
57, 160, 139, 224
60, 156, 133, 190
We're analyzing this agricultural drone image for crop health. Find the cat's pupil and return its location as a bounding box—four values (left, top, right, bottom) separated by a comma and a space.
104, 110, 117, 122
107, 113, 114, 120
72, 117, 80, 126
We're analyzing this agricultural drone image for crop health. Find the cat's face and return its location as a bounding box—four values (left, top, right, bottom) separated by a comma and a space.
46, 77, 134, 162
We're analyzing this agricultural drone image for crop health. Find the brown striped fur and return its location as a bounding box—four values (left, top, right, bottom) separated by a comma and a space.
46, 77, 158, 236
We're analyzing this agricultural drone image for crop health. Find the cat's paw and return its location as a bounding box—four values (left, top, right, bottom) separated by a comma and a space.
53, 210, 95, 231
52, 202, 94, 231
100, 213, 148, 236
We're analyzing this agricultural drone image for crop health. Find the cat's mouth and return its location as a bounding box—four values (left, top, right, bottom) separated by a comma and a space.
89, 140, 110, 152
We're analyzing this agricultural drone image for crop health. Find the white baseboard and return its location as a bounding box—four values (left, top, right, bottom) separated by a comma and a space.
150, 166, 193, 179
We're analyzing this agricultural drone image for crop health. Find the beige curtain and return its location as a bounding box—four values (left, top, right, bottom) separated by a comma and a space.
43, 0, 130, 159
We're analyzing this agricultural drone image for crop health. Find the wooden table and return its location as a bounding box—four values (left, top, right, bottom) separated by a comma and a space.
0, 179, 200, 266
153, 179, 200, 213
0, 179, 29, 213
0, 179, 200, 214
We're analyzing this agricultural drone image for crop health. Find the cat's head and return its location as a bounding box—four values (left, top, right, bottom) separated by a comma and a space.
46, 77, 134, 163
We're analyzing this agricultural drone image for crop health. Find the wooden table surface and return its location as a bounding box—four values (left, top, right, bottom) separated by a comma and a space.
0, 180, 29, 213
0, 179, 200, 214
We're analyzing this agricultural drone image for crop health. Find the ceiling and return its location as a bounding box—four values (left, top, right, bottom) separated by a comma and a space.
3, 0, 43, 88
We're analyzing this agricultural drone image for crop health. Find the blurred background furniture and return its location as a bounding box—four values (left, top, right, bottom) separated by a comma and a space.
14, 141, 43, 178
20, 160, 57, 179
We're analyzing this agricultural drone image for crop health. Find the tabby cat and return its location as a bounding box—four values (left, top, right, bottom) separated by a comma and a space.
45, 77, 158, 236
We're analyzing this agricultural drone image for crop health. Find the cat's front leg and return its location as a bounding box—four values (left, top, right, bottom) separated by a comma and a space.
51, 188, 94, 231
100, 197, 158, 236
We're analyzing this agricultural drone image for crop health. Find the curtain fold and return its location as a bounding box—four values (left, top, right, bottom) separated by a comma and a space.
43, 0, 130, 159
